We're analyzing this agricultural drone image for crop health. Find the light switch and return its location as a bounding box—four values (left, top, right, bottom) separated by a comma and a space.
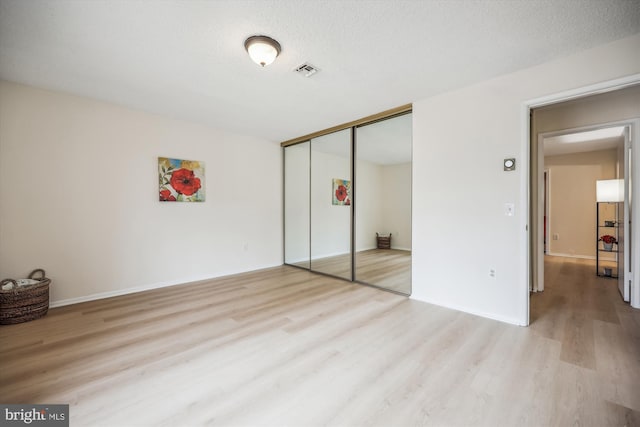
505, 203, 515, 216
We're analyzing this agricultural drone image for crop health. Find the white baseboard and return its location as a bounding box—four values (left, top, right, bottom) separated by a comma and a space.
284, 256, 310, 265
546, 252, 595, 260
286, 247, 412, 265
49, 262, 282, 308
409, 295, 525, 326
391, 247, 412, 252
356, 246, 378, 252
310, 250, 351, 260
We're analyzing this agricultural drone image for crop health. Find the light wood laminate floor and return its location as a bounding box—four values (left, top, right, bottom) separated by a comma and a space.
355, 249, 411, 294
291, 249, 411, 294
1, 256, 639, 426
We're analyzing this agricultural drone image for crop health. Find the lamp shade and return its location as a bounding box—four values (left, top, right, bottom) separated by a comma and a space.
244, 35, 281, 67
596, 179, 624, 202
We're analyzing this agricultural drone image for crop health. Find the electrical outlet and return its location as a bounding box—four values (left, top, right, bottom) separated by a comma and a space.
489, 269, 496, 278
504, 203, 514, 217
553, 233, 559, 240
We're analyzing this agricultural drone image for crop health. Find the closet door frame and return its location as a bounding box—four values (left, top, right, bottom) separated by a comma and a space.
282, 104, 412, 290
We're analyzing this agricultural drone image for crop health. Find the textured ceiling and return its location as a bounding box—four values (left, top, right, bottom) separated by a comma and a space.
1, 0, 639, 142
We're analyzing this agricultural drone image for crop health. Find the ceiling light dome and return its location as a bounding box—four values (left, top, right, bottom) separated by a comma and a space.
244, 35, 281, 67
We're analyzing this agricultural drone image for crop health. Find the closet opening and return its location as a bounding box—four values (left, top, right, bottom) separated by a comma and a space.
282, 105, 412, 295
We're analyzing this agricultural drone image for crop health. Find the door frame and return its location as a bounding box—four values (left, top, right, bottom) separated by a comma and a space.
542, 167, 551, 258
522, 73, 640, 325
536, 122, 634, 295
544, 168, 549, 258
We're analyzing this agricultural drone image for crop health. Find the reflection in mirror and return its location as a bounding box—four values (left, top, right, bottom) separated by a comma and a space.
284, 141, 310, 268
355, 113, 412, 294
311, 129, 352, 279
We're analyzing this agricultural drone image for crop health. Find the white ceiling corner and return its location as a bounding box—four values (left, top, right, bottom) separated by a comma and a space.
0, 0, 639, 142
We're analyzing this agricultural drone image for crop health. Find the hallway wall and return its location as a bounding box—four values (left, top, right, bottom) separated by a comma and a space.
544, 149, 618, 258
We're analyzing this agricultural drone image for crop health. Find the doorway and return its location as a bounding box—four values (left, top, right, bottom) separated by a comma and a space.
527, 81, 640, 324
536, 125, 628, 293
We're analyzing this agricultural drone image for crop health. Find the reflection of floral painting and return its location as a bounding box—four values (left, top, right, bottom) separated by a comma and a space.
158, 157, 205, 202
332, 178, 351, 206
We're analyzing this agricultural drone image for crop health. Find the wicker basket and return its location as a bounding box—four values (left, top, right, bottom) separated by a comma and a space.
0, 269, 50, 325
376, 233, 392, 249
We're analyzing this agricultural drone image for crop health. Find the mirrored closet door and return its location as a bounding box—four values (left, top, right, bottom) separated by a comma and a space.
354, 113, 412, 294
310, 129, 352, 280
283, 108, 412, 295
284, 141, 310, 268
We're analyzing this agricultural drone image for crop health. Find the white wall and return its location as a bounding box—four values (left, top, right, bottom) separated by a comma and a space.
0, 81, 283, 306
544, 150, 618, 258
355, 158, 384, 251
357, 161, 412, 254
412, 33, 640, 325
287, 146, 410, 257
380, 162, 412, 250
310, 149, 351, 259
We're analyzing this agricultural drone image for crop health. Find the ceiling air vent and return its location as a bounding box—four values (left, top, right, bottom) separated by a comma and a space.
294, 63, 319, 77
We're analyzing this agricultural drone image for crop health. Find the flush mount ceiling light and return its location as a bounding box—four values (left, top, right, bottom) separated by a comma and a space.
244, 35, 281, 67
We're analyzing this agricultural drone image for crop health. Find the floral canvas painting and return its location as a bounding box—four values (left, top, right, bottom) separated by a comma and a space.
332, 178, 351, 206
158, 157, 205, 202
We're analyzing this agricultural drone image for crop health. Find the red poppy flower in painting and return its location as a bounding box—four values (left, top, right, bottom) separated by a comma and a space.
335, 184, 348, 202
159, 189, 176, 202
170, 168, 202, 196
